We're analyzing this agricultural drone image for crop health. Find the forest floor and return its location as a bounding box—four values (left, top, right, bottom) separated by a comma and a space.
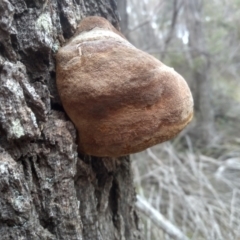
131, 116, 240, 240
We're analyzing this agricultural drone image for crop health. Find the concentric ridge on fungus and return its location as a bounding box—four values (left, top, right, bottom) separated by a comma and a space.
56, 16, 194, 157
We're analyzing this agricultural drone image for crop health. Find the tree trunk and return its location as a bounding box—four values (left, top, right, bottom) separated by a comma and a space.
0, 0, 142, 239
116, 0, 128, 35
184, 0, 215, 145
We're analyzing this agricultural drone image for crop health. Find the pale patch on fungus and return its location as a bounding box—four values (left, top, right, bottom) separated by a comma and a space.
71, 28, 135, 48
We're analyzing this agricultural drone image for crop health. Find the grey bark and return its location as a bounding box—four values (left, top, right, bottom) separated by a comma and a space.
0, 0, 142, 239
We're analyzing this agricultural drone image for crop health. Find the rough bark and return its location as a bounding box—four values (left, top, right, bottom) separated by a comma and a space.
0, 0, 142, 239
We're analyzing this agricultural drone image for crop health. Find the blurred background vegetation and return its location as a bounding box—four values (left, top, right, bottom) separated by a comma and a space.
116, 0, 240, 239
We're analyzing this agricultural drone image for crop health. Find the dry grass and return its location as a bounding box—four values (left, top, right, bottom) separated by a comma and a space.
132, 137, 240, 240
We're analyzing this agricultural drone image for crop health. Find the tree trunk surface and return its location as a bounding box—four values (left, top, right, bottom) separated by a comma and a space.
0, 0, 142, 239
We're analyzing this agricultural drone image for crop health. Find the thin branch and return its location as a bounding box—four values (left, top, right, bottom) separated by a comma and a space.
126, 0, 164, 35
136, 195, 190, 240
161, 0, 183, 60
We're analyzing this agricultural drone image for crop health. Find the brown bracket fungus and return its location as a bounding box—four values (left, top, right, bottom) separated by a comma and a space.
56, 16, 194, 157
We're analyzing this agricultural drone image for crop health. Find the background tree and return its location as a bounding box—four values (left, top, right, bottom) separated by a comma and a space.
183, 0, 215, 144
0, 1, 142, 239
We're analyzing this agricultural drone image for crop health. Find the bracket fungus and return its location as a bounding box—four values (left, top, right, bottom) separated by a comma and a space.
56, 16, 194, 157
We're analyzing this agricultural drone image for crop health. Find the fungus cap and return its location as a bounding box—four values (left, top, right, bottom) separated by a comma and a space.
56, 16, 194, 157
